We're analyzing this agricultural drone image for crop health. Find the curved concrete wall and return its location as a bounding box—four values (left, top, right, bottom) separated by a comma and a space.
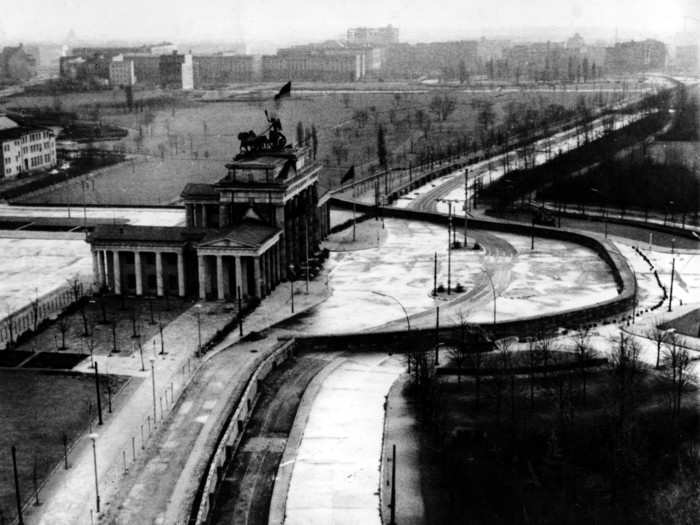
326, 196, 637, 341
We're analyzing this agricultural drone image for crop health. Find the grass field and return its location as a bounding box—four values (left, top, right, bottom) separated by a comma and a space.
661, 308, 700, 338
7, 85, 635, 206
0, 369, 131, 521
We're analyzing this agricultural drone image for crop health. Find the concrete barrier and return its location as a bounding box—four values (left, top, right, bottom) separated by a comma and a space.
317, 197, 637, 342
190, 338, 296, 525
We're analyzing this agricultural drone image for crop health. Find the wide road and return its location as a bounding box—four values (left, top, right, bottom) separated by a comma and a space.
102, 335, 285, 525
210, 353, 334, 525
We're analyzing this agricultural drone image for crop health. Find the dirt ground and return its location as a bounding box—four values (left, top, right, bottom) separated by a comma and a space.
0, 369, 131, 522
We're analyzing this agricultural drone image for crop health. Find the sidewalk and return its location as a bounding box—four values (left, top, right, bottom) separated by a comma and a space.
23, 276, 330, 525
380, 374, 425, 525
284, 353, 404, 525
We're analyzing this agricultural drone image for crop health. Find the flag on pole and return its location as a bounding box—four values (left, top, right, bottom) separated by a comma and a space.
341, 165, 355, 185
274, 81, 292, 101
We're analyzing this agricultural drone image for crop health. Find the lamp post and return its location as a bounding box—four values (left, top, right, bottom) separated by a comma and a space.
371, 291, 410, 330
149, 357, 156, 425
194, 303, 202, 358
289, 265, 295, 314
590, 187, 608, 238
668, 257, 676, 312
89, 433, 100, 513
480, 267, 497, 325
94, 362, 103, 426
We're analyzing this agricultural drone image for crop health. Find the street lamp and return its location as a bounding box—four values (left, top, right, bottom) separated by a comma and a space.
480, 267, 497, 325
590, 187, 608, 238
289, 265, 295, 314
194, 303, 202, 358
371, 291, 410, 330
89, 433, 100, 513
149, 357, 156, 425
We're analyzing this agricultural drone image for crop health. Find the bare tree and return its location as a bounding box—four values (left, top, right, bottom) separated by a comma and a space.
68, 276, 89, 337
429, 93, 457, 122
570, 327, 596, 402
496, 337, 518, 427
57, 316, 70, 350
31, 290, 40, 332
646, 322, 670, 369
449, 311, 471, 383
5, 306, 15, 349
608, 331, 642, 426
662, 333, 693, 419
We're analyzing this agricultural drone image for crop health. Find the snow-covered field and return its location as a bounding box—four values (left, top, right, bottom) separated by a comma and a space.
469, 233, 617, 323
284, 219, 619, 333
0, 238, 92, 313
0, 204, 185, 226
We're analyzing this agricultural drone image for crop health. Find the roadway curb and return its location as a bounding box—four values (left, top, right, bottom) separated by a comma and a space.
267, 355, 347, 525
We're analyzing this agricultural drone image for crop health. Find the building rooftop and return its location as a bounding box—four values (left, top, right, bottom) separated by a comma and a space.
181, 183, 219, 200
200, 219, 281, 250
89, 225, 205, 244
90, 220, 281, 251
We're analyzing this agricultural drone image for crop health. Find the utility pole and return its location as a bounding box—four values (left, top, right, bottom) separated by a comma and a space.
12, 445, 24, 525
94, 362, 103, 425
434, 306, 440, 366
389, 444, 397, 525
304, 219, 310, 294
447, 203, 452, 294
433, 252, 437, 296
238, 286, 243, 336
668, 257, 675, 312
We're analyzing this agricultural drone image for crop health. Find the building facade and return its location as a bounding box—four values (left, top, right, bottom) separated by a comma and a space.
193, 55, 255, 87
346, 25, 399, 46
0, 44, 37, 83
109, 56, 136, 87
0, 118, 56, 179
125, 54, 161, 85
88, 120, 330, 302
605, 39, 667, 74
159, 52, 193, 90
262, 49, 364, 82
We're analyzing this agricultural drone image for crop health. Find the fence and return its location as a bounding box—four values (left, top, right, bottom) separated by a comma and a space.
0, 277, 92, 350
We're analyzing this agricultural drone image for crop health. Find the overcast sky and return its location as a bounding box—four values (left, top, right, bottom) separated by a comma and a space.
1, 0, 697, 47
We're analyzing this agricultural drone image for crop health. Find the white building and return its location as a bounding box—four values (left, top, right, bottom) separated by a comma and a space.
109, 55, 136, 87
0, 117, 56, 179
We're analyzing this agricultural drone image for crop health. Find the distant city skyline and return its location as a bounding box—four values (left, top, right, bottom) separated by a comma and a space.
0, 0, 697, 51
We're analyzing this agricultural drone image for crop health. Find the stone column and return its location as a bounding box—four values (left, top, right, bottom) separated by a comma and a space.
201, 204, 208, 228
101, 250, 109, 288
216, 255, 225, 301
234, 256, 243, 298
222, 257, 230, 299
186, 204, 194, 227
198, 255, 207, 300
92, 250, 99, 285
219, 204, 230, 228
253, 256, 262, 298
155, 251, 164, 296
177, 252, 185, 297
134, 251, 143, 295
113, 250, 121, 294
